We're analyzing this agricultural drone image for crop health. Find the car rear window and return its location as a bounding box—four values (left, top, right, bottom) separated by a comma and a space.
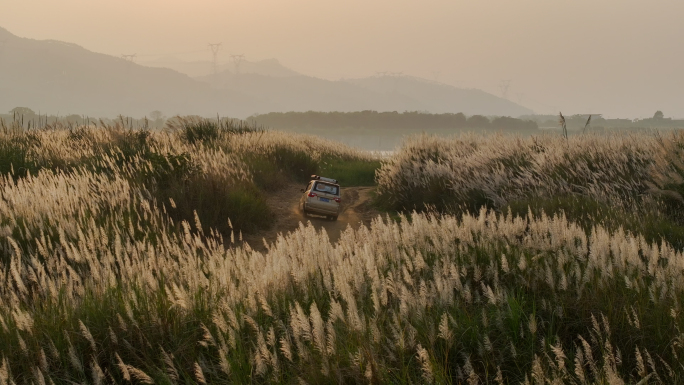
313, 182, 339, 195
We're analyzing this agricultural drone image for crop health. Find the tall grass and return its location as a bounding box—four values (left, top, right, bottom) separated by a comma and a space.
0, 119, 377, 234
0, 129, 43, 179
165, 115, 264, 145
2, 124, 682, 383
376, 132, 684, 239
0, 184, 683, 383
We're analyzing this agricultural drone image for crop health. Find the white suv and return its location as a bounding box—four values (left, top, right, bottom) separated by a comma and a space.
300, 175, 341, 221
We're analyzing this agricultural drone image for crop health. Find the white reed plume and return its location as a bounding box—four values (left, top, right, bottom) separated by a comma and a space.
194, 362, 207, 384
127, 365, 154, 384
115, 353, 130, 382
416, 344, 434, 383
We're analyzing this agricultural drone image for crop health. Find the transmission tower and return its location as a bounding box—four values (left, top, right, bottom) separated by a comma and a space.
515, 92, 524, 104
121, 54, 137, 62
499, 79, 511, 99
230, 54, 245, 75
208, 43, 222, 76
389, 72, 403, 92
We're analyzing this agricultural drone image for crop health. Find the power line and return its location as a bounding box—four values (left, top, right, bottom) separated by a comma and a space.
389, 72, 403, 92
515, 92, 525, 104
134, 49, 208, 58
499, 79, 511, 99
121, 53, 137, 62
230, 54, 245, 75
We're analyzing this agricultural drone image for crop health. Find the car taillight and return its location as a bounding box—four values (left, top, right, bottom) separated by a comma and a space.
334, 197, 341, 203
308, 192, 317, 197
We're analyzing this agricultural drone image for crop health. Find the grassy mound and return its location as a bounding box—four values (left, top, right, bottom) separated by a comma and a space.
376, 131, 684, 248
0, 118, 380, 236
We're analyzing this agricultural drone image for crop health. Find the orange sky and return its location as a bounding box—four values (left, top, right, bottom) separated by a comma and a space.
2, 0, 683, 117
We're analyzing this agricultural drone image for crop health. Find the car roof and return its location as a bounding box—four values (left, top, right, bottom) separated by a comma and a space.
310, 175, 339, 184
312, 180, 340, 187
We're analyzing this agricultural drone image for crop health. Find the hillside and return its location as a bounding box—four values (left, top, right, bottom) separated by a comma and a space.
0, 27, 261, 118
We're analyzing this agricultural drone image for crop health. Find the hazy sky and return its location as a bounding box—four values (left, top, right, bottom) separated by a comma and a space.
2, 0, 683, 118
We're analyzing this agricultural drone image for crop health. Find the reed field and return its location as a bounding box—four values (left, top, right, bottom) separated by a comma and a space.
376, 132, 684, 249
0, 119, 683, 384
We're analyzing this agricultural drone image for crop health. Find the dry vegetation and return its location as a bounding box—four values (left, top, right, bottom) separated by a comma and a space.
0, 121, 684, 384
376, 132, 684, 248
376, 133, 663, 211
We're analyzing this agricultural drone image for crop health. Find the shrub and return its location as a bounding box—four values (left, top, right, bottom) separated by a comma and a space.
162, 175, 271, 235
0, 130, 42, 179
219, 118, 263, 135
271, 146, 319, 182
466, 114, 491, 128
171, 117, 221, 145
109, 128, 154, 160
167, 117, 261, 146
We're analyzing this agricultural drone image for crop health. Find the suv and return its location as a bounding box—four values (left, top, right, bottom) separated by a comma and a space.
300, 175, 341, 221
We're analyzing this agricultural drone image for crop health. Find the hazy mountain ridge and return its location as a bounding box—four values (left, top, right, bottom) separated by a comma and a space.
0, 26, 533, 118
0, 26, 261, 117
197, 70, 533, 116
140, 57, 302, 78
347, 76, 530, 117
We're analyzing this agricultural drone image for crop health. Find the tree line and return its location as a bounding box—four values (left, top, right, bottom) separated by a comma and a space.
248, 111, 539, 131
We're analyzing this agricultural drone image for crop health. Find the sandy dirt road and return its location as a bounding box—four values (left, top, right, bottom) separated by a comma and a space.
244, 183, 379, 252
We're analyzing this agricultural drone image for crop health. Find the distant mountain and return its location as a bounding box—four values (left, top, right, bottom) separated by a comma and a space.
197, 72, 411, 113
348, 76, 532, 117
0, 26, 533, 119
195, 70, 533, 117
0, 26, 260, 118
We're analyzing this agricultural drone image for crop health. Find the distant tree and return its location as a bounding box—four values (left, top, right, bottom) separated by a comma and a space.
653, 110, 664, 119
150, 110, 164, 121
247, 111, 540, 131
452, 112, 467, 126
9, 107, 36, 116
149, 110, 166, 128
466, 115, 491, 128
491, 116, 538, 130
65, 114, 82, 124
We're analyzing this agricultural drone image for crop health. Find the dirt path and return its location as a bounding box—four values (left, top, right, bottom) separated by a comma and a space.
244, 183, 379, 252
